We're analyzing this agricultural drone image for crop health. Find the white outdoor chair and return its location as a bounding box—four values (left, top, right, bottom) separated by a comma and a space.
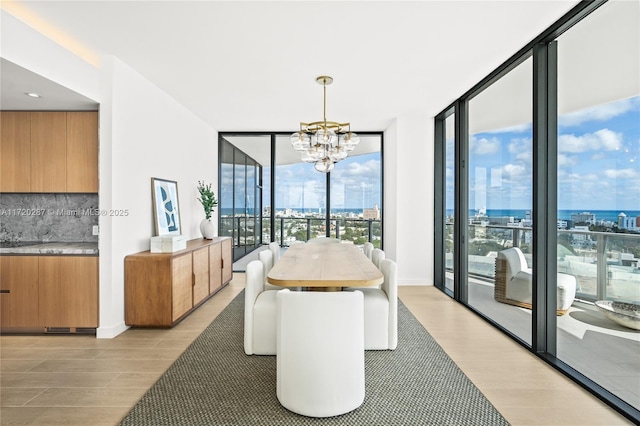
244, 260, 278, 355
276, 289, 365, 417
494, 247, 576, 315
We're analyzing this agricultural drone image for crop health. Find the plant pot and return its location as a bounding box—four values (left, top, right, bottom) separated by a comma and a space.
200, 218, 216, 240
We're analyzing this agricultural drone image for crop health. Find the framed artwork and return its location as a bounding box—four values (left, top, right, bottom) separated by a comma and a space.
151, 177, 181, 236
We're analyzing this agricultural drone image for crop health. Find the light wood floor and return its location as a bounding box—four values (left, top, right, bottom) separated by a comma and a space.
0, 275, 632, 425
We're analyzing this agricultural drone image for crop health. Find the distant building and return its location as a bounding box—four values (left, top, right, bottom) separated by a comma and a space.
571, 212, 596, 225
490, 216, 515, 226
557, 219, 568, 229
618, 212, 640, 231
571, 225, 594, 247
363, 204, 380, 220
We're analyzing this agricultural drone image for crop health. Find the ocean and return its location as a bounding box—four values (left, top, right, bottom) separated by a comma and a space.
464, 209, 640, 222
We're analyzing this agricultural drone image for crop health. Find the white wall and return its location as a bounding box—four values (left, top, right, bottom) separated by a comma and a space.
385, 113, 434, 286
97, 56, 218, 338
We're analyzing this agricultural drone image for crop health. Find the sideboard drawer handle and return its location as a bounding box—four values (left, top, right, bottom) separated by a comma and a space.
0, 289, 10, 294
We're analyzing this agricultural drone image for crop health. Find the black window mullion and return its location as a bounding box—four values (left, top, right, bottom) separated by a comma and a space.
454, 99, 469, 304
532, 41, 558, 355
325, 172, 331, 237
434, 114, 446, 292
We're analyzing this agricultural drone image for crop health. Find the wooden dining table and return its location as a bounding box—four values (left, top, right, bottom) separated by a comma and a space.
266, 242, 384, 291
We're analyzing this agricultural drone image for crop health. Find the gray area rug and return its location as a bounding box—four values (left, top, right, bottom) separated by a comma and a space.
120, 292, 509, 425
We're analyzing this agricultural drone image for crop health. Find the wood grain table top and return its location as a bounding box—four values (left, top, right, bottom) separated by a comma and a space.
266, 243, 383, 289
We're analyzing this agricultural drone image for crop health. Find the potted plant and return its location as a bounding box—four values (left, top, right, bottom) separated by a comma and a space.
197, 180, 218, 239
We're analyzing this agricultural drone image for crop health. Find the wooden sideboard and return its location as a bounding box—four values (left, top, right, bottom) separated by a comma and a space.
124, 237, 232, 327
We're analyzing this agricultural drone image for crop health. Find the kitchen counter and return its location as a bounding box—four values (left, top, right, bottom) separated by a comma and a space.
0, 242, 98, 255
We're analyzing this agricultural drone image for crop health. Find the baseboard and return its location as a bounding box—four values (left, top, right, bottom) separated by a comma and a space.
96, 322, 129, 339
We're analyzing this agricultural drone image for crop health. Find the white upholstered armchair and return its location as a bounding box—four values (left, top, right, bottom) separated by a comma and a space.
276, 289, 365, 417
347, 258, 397, 350
244, 260, 278, 355
494, 247, 576, 315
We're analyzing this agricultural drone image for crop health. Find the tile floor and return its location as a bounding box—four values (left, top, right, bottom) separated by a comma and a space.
0, 275, 633, 425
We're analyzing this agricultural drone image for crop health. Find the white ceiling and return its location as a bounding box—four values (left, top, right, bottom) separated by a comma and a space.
0, 0, 584, 133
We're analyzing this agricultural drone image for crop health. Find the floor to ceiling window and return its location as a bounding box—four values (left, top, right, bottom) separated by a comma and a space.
329, 135, 383, 247
218, 136, 266, 261
274, 134, 327, 245
435, 1, 639, 421
555, 0, 640, 411
467, 56, 534, 345
221, 132, 383, 250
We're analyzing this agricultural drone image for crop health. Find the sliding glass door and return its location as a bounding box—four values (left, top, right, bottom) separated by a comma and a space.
555, 0, 640, 411
434, 1, 639, 419
467, 56, 534, 345
218, 136, 265, 262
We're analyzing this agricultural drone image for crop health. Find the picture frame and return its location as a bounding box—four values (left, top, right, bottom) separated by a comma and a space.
151, 177, 181, 236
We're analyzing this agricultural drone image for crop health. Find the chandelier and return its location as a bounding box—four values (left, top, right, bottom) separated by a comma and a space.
290, 76, 359, 173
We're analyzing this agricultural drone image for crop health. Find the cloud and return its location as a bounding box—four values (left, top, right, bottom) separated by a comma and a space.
558, 154, 578, 167
558, 128, 623, 153
559, 97, 638, 127
508, 137, 532, 161
470, 136, 500, 155
604, 168, 638, 179
502, 163, 527, 178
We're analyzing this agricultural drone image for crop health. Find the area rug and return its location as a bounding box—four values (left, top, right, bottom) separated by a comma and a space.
119, 292, 509, 425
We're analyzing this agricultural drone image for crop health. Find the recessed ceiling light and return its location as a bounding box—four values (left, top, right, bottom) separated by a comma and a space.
25, 92, 41, 98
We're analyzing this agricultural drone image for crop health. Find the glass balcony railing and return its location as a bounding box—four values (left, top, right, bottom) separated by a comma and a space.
256, 215, 382, 248
446, 223, 640, 304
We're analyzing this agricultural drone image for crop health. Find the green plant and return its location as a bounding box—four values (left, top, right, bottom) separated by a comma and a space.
197, 181, 218, 220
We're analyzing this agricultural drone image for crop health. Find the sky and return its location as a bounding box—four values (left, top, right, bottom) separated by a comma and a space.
269, 152, 382, 211
460, 95, 640, 212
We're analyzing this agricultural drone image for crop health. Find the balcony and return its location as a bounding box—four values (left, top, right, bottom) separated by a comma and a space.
445, 223, 640, 410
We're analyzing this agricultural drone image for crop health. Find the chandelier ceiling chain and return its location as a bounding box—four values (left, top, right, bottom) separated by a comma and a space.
290, 75, 359, 173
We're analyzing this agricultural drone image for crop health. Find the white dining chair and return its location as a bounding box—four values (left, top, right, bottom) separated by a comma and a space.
349, 258, 397, 350
362, 242, 374, 260
244, 260, 278, 355
306, 237, 341, 244
276, 289, 365, 417
261, 248, 300, 291
371, 248, 385, 270
269, 241, 281, 264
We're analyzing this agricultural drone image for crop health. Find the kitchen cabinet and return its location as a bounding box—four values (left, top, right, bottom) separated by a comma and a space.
0, 112, 31, 192
0, 255, 98, 332
66, 112, 99, 192
125, 237, 233, 327
38, 256, 99, 329
0, 256, 39, 328
0, 111, 98, 192
30, 112, 67, 192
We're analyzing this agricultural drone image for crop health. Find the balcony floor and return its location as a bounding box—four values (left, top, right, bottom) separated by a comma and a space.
465, 279, 640, 411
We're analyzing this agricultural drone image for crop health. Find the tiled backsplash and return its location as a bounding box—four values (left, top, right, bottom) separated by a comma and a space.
0, 193, 99, 243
